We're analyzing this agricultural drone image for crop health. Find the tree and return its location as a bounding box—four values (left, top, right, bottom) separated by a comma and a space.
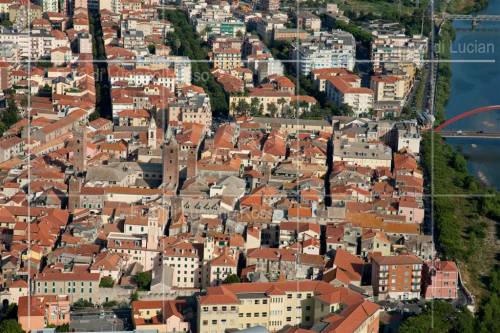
37, 84, 52, 98
72, 299, 93, 309
250, 98, 260, 116
134, 271, 152, 291
235, 100, 250, 115
277, 98, 287, 113
99, 276, 114, 288
0, 97, 21, 136
89, 111, 100, 122
102, 300, 118, 308
222, 274, 240, 284
147, 44, 156, 55
130, 291, 139, 302
174, 38, 181, 55
1, 303, 18, 320
400, 301, 474, 333
161, 10, 228, 115
338, 103, 354, 117
0, 319, 24, 333
55, 323, 70, 332
268, 103, 278, 117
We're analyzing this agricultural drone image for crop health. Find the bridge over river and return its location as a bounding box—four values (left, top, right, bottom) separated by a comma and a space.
438, 131, 500, 139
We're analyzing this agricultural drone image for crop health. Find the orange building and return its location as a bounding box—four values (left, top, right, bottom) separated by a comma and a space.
18, 295, 70, 332
371, 254, 423, 300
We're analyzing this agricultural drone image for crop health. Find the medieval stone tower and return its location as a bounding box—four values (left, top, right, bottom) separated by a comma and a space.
162, 131, 179, 191
73, 125, 87, 174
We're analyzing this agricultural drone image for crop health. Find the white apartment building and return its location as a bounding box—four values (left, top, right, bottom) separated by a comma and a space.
109, 65, 176, 92
206, 254, 237, 287
166, 56, 192, 85
333, 138, 392, 168
370, 75, 407, 105
393, 121, 421, 155
325, 76, 374, 116
212, 49, 242, 71
256, 57, 284, 82
42, 0, 59, 12
197, 281, 380, 333
292, 30, 356, 76
163, 242, 203, 289
168, 92, 212, 131
107, 232, 160, 271
0, 29, 54, 60
371, 34, 428, 73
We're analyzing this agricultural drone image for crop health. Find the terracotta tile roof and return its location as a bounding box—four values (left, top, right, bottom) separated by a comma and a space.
36, 271, 100, 282
346, 212, 420, 234
210, 253, 237, 267
327, 77, 373, 95
372, 254, 422, 265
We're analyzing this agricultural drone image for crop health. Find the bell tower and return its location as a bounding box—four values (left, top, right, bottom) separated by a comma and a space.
162, 131, 179, 192
148, 117, 157, 149
73, 125, 87, 174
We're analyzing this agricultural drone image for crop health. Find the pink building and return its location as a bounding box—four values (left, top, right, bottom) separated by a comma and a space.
422, 260, 459, 300
132, 299, 190, 333
18, 295, 70, 332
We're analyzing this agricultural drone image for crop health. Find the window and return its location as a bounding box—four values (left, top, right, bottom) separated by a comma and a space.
212, 320, 217, 325
246, 313, 251, 317
286, 317, 291, 322
287, 294, 292, 299
254, 313, 259, 317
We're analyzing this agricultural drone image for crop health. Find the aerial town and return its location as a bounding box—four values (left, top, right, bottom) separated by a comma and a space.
0, 0, 493, 333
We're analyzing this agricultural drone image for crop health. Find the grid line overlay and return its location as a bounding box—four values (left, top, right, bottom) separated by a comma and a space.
18, 1, 497, 331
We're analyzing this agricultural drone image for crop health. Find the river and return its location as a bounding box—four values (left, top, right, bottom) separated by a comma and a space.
444, 0, 500, 189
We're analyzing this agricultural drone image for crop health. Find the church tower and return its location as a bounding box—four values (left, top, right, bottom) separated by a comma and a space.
73, 125, 87, 174
162, 131, 179, 191
186, 146, 198, 180
68, 176, 81, 212
148, 117, 157, 149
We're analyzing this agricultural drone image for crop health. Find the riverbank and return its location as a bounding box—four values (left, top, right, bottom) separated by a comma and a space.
445, 0, 489, 14
397, 1, 500, 330
421, 0, 500, 317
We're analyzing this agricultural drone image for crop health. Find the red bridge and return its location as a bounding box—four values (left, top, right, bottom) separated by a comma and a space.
434, 105, 500, 131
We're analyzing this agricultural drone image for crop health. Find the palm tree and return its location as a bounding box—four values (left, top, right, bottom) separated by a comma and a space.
277, 98, 287, 114
268, 103, 278, 117
250, 98, 260, 115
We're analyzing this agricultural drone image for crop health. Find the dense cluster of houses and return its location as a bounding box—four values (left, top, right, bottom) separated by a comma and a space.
0, 1, 455, 333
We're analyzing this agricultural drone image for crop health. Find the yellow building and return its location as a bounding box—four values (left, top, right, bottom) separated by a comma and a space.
197, 281, 380, 333
212, 48, 242, 71
370, 75, 406, 105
